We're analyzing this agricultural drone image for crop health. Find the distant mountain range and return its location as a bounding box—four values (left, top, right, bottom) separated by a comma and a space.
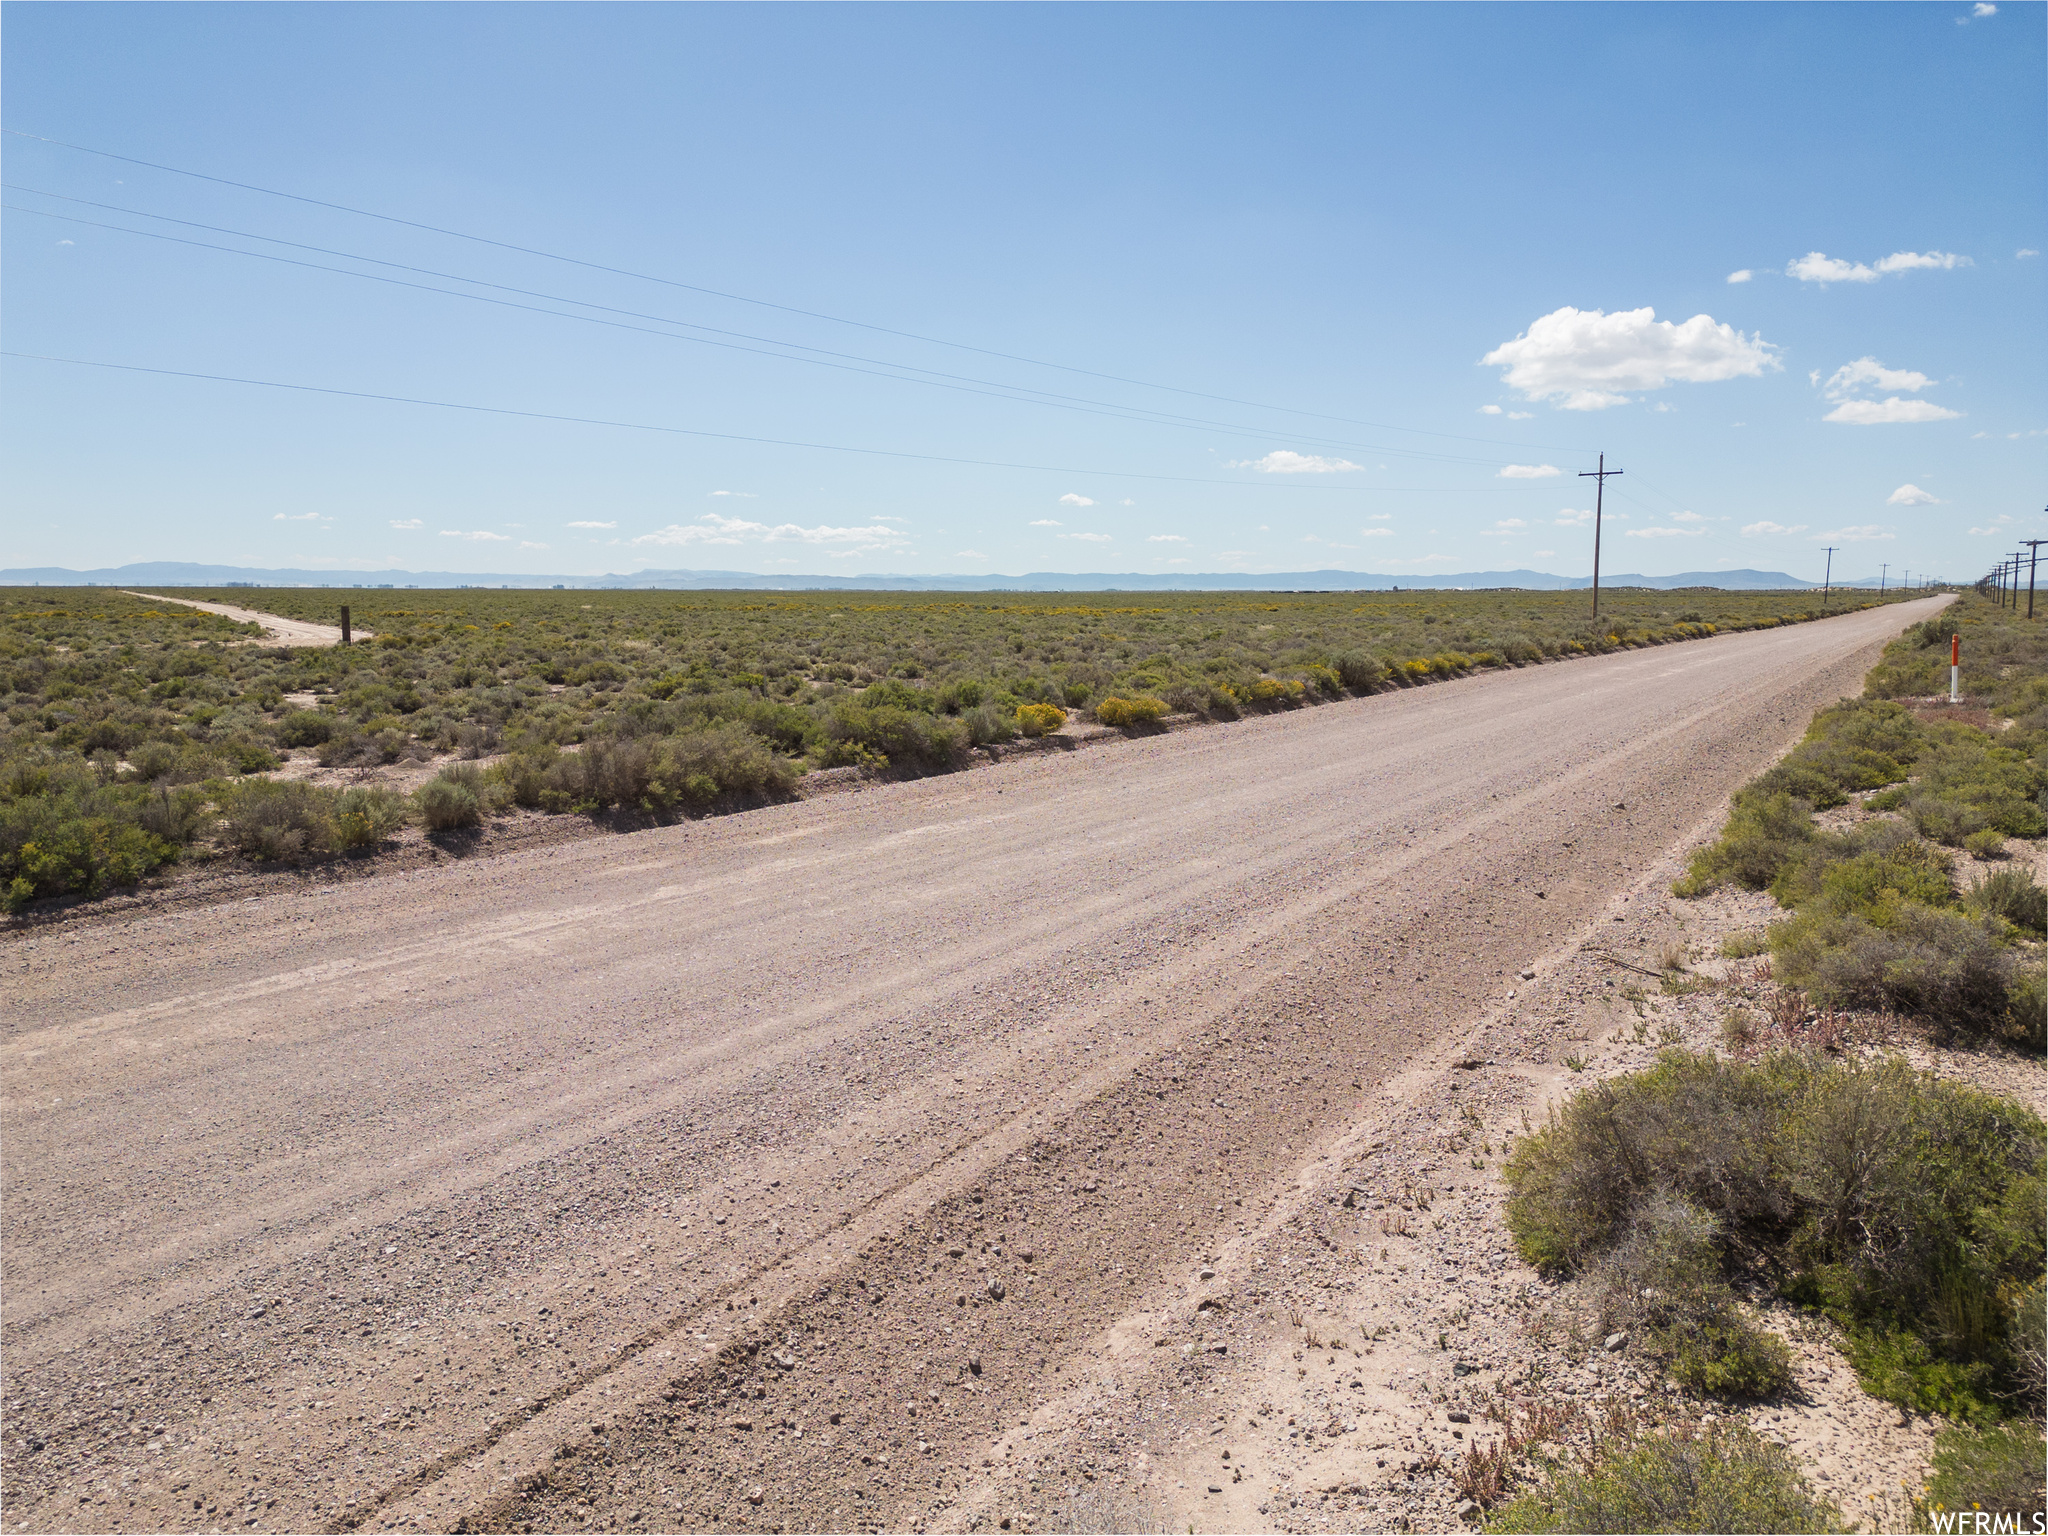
0, 561, 1908, 592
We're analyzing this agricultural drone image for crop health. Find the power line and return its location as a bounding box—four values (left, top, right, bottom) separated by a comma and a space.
6, 198, 1550, 474
1579, 454, 1623, 619
3, 126, 1593, 454
1, 349, 1551, 496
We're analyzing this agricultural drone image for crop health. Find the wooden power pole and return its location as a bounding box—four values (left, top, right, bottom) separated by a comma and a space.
1579, 453, 1623, 621
2023, 539, 2046, 620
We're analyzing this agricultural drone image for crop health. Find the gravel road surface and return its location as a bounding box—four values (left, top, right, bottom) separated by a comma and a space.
2, 596, 1940, 1534
122, 593, 367, 646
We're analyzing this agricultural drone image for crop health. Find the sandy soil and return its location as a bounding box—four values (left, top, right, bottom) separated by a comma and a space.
0, 596, 1961, 1535
123, 593, 371, 646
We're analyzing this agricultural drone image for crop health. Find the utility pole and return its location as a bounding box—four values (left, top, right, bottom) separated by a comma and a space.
1579, 453, 1623, 621
2022, 539, 2045, 620
1879, 562, 1888, 594
1821, 546, 1837, 608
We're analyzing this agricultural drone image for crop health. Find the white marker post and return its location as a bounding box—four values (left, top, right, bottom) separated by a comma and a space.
1951, 633, 1961, 704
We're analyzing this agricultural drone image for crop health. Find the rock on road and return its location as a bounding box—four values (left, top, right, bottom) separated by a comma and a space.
1, 597, 1939, 1534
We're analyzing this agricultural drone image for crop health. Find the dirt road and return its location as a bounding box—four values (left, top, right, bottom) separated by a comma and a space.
2, 597, 1940, 1535
122, 593, 368, 646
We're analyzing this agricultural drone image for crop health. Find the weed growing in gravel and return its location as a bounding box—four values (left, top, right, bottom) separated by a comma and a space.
1916, 1420, 2048, 1526
1505, 1050, 2046, 1421
1483, 1422, 1842, 1534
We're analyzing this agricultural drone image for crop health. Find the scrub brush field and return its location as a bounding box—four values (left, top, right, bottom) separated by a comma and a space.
1, 584, 1912, 911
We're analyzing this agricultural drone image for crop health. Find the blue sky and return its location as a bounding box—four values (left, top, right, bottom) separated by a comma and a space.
5, 2, 2043, 582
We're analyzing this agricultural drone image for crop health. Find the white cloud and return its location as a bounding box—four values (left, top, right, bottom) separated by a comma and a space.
2020, 249, 2041, 259
1669, 510, 1712, 523
1359, 527, 1395, 538
1146, 534, 1187, 543
518, 541, 550, 550
1229, 451, 1367, 474
1478, 405, 1503, 415
441, 529, 511, 541
1824, 398, 1962, 425
1626, 526, 1704, 539
1649, 402, 1675, 413
567, 520, 617, 529
1481, 306, 1777, 409
389, 518, 423, 530
1874, 250, 1971, 274
56, 238, 75, 247
1816, 525, 1895, 542
631, 512, 908, 549
1973, 2, 1997, 14
1788, 252, 1878, 284
1365, 513, 1393, 521
1507, 411, 1534, 420
956, 549, 988, 559
1060, 532, 1113, 543
1120, 498, 1136, 506
1481, 518, 1530, 536
1790, 250, 1972, 283
1969, 516, 2016, 535
1726, 269, 1753, 284
1534, 549, 1556, 557
1029, 519, 1063, 527
1822, 357, 1934, 398
1498, 463, 1563, 478
1741, 521, 1808, 536
274, 511, 324, 522
1058, 493, 1096, 507
1887, 484, 1941, 506
709, 490, 757, 498
1555, 508, 1594, 526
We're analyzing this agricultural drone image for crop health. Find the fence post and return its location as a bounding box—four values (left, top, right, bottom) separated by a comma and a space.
341, 605, 352, 646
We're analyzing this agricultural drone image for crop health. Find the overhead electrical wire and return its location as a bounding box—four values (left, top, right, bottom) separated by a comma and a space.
5, 196, 1557, 472
3, 126, 1593, 453
1, 351, 1543, 495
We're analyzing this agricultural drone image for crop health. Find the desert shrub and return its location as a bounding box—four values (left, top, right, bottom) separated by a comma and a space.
216, 779, 335, 861
1969, 867, 2048, 936
541, 736, 657, 811
648, 722, 796, 807
1674, 792, 1814, 895
1919, 1422, 2048, 1525
827, 702, 969, 765
1245, 676, 1306, 706
275, 709, 334, 747
961, 703, 1016, 747
1332, 651, 1386, 691
1720, 929, 1770, 959
1014, 702, 1067, 737
1768, 821, 1956, 916
1912, 735, 2048, 839
1094, 695, 1167, 728
1, 799, 175, 910
414, 776, 482, 831
332, 785, 408, 848
1485, 1424, 1839, 1534
1769, 905, 2016, 1028
1506, 1052, 2045, 1418
498, 746, 559, 808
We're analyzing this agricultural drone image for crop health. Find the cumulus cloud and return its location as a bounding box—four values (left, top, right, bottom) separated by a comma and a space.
1481, 306, 1777, 410
389, 518, 423, 530
567, 520, 617, 529
1146, 534, 1187, 542
1478, 405, 1503, 415
1029, 519, 1063, 527
2020, 249, 2041, 259
1229, 451, 1366, 474
1825, 398, 1962, 424
1726, 269, 1753, 284
1817, 525, 1895, 542
630, 512, 908, 550
1359, 527, 1395, 537
1818, 356, 1961, 424
1823, 357, 1934, 398
1058, 493, 1096, 507
1887, 484, 1941, 506
441, 529, 511, 541
1059, 532, 1112, 543
1741, 521, 1808, 536
1626, 526, 1704, 539
274, 511, 324, 522
1498, 463, 1563, 478
1789, 250, 1972, 283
